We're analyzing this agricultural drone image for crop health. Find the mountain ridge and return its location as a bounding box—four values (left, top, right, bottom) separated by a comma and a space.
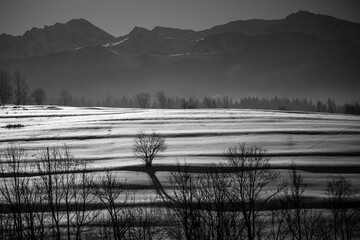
0, 10, 359, 103
0, 18, 115, 59
2, 10, 360, 59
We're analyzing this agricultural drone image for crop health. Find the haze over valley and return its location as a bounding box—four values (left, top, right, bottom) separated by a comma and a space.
1, 10, 360, 103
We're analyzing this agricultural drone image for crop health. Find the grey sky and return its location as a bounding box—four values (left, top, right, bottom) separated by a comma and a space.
1, 0, 360, 37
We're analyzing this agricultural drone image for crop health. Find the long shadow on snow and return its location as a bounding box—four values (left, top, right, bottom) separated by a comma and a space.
144, 167, 174, 203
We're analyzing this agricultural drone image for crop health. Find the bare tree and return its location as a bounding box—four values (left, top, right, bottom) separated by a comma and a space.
157, 91, 172, 109
196, 166, 242, 240
268, 206, 288, 240
31, 88, 46, 105
36, 146, 99, 240
91, 171, 132, 240
0, 145, 26, 240
20, 177, 48, 240
284, 167, 306, 240
168, 146, 282, 240
71, 168, 99, 240
0, 144, 47, 240
225, 144, 281, 240
168, 164, 242, 240
222, 96, 232, 108
0, 213, 13, 239
133, 130, 167, 168
36, 146, 81, 240
135, 92, 151, 108
283, 167, 329, 240
0, 70, 12, 105
181, 97, 199, 109
326, 175, 360, 240
202, 96, 216, 108
327, 98, 336, 113
0, 145, 114, 240
12, 70, 29, 105
59, 89, 72, 106
36, 147, 66, 240
168, 165, 202, 240
130, 196, 165, 240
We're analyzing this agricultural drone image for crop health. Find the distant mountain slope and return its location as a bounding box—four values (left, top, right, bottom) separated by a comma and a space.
0, 19, 115, 59
192, 32, 256, 54
0, 10, 359, 103
152, 26, 196, 41
105, 26, 193, 54
106, 10, 360, 55
193, 10, 360, 44
196, 19, 285, 39
192, 31, 320, 55
2, 10, 360, 59
1, 31, 359, 103
285, 10, 360, 43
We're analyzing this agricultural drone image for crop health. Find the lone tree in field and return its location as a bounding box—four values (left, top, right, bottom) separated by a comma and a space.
133, 130, 167, 168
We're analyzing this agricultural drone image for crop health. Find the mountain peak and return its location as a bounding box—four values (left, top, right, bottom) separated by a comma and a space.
67, 18, 90, 24
2, 10, 360, 60
151, 26, 196, 40
284, 10, 360, 43
65, 18, 96, 28
152, 26, 195, 33
285, 10, 323, 22
294, 10, 316, 16
129, 26, 150, 36
0, 18, 115, 59
285, 9, 356, 24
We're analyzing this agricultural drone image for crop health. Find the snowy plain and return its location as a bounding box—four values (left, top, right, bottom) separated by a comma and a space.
1, 105, 360, 199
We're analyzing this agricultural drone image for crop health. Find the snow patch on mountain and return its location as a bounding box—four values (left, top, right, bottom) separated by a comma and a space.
169, 53, 192, 57
103, 38, 129, 47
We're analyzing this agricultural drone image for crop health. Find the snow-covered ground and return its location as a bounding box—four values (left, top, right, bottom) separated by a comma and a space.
1, 105, 360, 198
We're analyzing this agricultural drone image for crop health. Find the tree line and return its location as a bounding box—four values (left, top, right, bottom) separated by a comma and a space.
1, 70, 359, 115
95, 92, 360, 115
56, 91, 358, 115
0, 70, 73, 106
0, 70, 45, 106
0, 132, 359, 239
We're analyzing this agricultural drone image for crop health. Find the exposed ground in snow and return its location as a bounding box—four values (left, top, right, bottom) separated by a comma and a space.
1, 105, 360, 200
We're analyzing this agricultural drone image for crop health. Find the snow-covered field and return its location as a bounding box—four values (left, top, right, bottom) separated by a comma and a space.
1, 105, 360, 198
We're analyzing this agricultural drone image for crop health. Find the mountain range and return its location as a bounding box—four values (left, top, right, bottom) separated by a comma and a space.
0, 10, 359, 103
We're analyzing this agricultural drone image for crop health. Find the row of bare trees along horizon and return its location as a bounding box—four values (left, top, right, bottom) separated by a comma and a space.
1, 70, 360, 114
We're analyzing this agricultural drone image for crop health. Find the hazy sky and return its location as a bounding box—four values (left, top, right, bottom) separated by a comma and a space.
1, 0, 360, 37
